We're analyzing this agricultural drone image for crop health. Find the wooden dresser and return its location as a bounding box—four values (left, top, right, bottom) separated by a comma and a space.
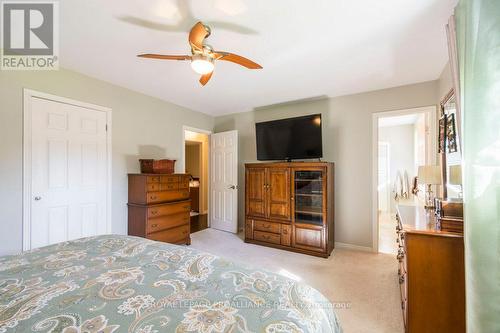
396, 205, 465, 333
245, 162, 334, 258
128, 174, 191, 245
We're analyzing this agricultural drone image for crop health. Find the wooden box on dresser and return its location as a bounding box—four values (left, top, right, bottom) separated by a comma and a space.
245, 162, 334, 258
128, 174, 191, 245
396, 205, 465, 333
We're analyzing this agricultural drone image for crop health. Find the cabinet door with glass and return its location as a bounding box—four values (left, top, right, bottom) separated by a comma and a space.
292, 168, 326, 251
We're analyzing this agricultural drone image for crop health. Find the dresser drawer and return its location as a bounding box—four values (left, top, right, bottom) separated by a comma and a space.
398, 255, 406, 276
147, 190, 190, 204
254, 220, 281, 234
397, 245, 406, 263
397, 231, 405, 248
147, 176, 160, 183
148, 201, 191, 218
398, 269, 407, 327
147, 183, 161, 192
147, 212, 190, 234
254, 230, 281, 245
160, 182, 178, 191
160, 175, 179, 183
395, 212, 403, 231
147, 224, 190, 244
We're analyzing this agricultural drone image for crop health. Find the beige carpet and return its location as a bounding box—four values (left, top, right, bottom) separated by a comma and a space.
190, 229, 404, 333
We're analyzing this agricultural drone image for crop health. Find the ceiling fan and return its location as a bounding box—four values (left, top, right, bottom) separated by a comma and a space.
138, 22, 262, 86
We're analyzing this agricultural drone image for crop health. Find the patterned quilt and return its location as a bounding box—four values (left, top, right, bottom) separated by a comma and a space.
0, 235, 342, 332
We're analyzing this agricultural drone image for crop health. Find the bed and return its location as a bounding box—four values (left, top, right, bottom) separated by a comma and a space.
0, 235, 342, 332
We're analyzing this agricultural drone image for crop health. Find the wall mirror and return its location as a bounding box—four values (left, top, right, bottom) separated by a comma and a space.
439, 89, 462, 200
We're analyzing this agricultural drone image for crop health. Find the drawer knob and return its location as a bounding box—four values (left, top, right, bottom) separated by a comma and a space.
151, 196, 157, 200
151, 210, 158, 215
152, 224, 158, 228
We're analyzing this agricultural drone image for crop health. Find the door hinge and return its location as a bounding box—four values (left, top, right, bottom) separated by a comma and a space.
105, 124, 108, 132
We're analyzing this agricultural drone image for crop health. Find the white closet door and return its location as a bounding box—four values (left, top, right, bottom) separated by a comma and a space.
210, 130, 238, 233
30, 97, 108, 248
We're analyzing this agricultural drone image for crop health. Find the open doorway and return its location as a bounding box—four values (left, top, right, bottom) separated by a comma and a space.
372, 107, 436, 253
183, 128, 210, 234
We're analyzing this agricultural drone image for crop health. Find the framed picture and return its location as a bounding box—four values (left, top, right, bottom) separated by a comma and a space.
447, 113, 458, 153
438, 114, 447, 154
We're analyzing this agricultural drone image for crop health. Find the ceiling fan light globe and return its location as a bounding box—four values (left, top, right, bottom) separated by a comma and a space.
191, 58, 214, 75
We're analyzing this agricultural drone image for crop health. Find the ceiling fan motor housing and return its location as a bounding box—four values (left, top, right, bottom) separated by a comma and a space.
191, 54, 215, 74
203, 24, 211, 38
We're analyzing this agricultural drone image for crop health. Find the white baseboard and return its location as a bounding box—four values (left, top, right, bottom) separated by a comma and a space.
335, 242, 374, 252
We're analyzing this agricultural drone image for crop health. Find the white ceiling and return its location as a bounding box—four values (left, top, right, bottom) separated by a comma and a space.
60, 0, 457, 116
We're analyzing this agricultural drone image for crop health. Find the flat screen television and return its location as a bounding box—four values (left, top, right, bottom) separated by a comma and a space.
255, 114, 323, 161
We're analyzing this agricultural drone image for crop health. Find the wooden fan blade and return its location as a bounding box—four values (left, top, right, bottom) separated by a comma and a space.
189, 22, 210, 51
138, 54, 191, 61
199, 71, 213, 86
214, 52, 262, 69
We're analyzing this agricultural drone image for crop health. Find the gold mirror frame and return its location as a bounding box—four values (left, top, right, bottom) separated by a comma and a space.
439, 89, 462, 200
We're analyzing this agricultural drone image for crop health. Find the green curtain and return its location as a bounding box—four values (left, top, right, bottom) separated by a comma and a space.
455, 0, 500, 332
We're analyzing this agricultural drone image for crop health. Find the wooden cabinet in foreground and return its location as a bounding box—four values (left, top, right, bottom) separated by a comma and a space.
245, 162, 334, 257
128, 174, 191, 245
396, 205, 465, 333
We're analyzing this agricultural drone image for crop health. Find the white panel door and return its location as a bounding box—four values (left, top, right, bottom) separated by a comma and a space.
210, 130, 238, 233
30, 97, 108, 248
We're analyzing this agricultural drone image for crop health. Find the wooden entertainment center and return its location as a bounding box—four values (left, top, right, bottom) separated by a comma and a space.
245, 162, 334, 257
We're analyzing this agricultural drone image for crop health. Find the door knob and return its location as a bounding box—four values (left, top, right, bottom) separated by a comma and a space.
228, 185, 236, 189
34, 196, 42, 201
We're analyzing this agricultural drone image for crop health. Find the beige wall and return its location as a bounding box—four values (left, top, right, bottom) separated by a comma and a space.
437, 63, 453, 102
0, 69, 213, 255
214, 81, 439, 249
